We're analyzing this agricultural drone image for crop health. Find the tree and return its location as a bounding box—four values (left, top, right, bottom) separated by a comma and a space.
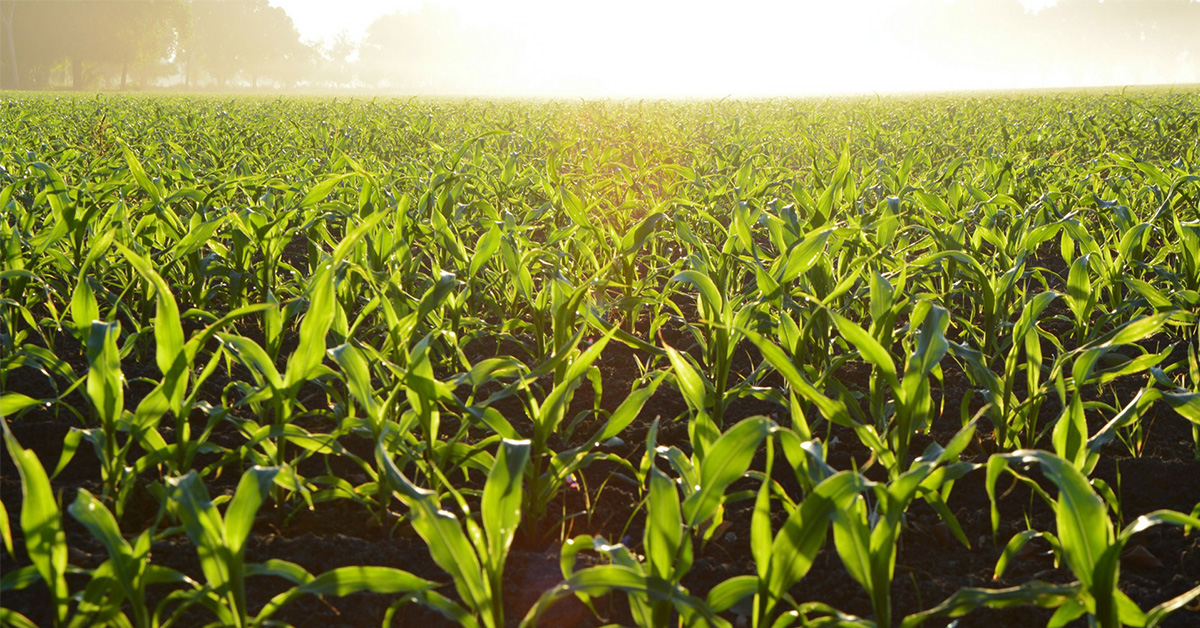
1, 0, 178, 90
358, 7, 499, 93
1, 0, 18, 88
180, 0, 314, 89
240, 3, 312, 88
315, 31, 358, 88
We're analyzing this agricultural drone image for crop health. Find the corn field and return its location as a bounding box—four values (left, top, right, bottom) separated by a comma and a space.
2, 90, 1200, 627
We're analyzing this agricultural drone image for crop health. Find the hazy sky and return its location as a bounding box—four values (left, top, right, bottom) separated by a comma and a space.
270, 0, 1199, 96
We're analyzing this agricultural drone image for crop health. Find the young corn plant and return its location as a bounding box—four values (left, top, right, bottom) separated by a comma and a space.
705, 438, 875, 628
745, 327, 895, 473
1047, 312, 1177, 471
80, 319, 139, 515
4, 421, 200, 628
66, 489, 201, 628
376, 438, 532, 628
109, 244, 271, 477
167, 466, 440, 628
1153, 335, 1200, 458
166, 467, 284, 628
543, 468, 715, 628
215, 213, 387, 476
949, 290, 1060, 449
826, 422, 979, 628
667, 244, 763, 429
526, 416, 777, 627
830, 301, 952, 476
980, 450, 1200, 628
3, 422, 70, 628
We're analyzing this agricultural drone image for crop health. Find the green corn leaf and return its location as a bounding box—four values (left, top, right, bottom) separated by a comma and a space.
767, 471, 868, 602
0, 609, 38, 628
1120, 509, 1200, 541
1052, 394, 1089, 469
565, 329, 613, 389
375, 441, 489, 616
52, 429, 84, 480
3, 422, 70, 625
1015, 291, 1061, 341
538, 329, 615, 435
480, 439, 529, 573
901, 304, 950, 402
672, 269, 725, 318
645, 467, 686, 582
1002, 451, 1113, 589
994, 530, 1045, 580
245, 558, 313, 586
116, 242, 187, 404
1086, 389, 1161, 473
86, 321, 124, 426
0, 501, 11, 558
70, 274, 99, 342
588, 372, 665, 445
816, 146, 851, 219
706, 575, 758, 613
778, 228, 830, 283
746, 330, 856, 428
284, 266, 336, 388
869, 270, 895, 323
184, 303, 273, 359
682, 416, 773, 528
519, 565, 723, 628
1116, 222, 1153, 264
832, 313, 899, 390
330, 343, 381, 421
172, 214, 230, 257
1144, 583, 1200, 628
750, 446, 774, 581
218, 334, 284, 391
257, 566, 441, 626
469, 225, 502, 279
225, 467, 279, 556
1083, 311, 1174, 352
167, 471, 232, 591
831, 496, 872, 593
1, 565, 42, 594
900, 580, 1081, 628
416, 271, 459, 327
122, 143, 163, 204
0, 394, 41, 419
67, 488, 151, 619
621, 211, 666, 255
665, 345, 708, 414
298, 173, 352, 209
329, 208, 391, 265
1124, 276, 1173, 310
1163, 390, 1200, 425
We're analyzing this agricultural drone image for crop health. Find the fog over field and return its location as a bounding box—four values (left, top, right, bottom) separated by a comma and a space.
2, 0, 1198, 95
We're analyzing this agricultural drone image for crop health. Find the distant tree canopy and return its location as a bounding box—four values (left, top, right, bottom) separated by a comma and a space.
0, 0, 309, 90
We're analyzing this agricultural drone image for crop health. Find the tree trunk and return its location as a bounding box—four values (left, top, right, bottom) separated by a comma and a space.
121, 62, 128, 90
2, 3, 18, 89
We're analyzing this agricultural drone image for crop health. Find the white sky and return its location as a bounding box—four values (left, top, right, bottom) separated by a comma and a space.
269, 0, 1199, 96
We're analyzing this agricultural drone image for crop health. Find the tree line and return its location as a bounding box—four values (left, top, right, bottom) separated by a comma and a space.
0, 0, 509, 92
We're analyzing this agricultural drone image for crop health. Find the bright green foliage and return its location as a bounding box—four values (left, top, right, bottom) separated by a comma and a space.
3, 90, 1200, 628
